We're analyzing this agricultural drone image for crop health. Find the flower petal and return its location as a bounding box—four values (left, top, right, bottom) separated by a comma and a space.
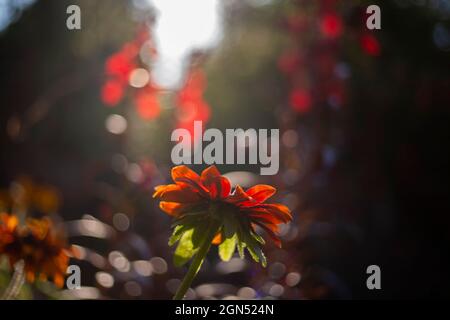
252, 222, 282, 248
153, 184, 175, 198
200, 165, 221, 182
159, 202, 192, 216
211, 232, 222, 245
226, 185, 248, 202
246, 185, 276, 203
171, 165, 200, 183
153, 184, 201, 203
201, 166, 231, 199
0, 213, 15, 231
54, 273, 65, 288
225, 185, 256, 207
248, 211, 282, 225
171, 165, 209, 196
258, 203, 292, 223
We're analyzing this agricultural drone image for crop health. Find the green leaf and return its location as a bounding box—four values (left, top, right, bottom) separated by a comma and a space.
237, 239, 245, 258
174, 229, 197, 267
218, 234, 237, 261
168, 225, 185, 246
236, 225, 246, 259
255, 247, 267, 267
246, 245, 267, 267
251, 231, 265, 245
245, 242, 259, 263
244, 233, 267, 267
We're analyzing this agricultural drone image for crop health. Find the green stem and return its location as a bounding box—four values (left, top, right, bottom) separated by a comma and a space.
173, 220, 220, 300
1, 260, 25, 300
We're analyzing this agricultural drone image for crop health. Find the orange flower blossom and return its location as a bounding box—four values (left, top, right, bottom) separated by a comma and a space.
0, 213, 73, 288
153, 165, 292, 265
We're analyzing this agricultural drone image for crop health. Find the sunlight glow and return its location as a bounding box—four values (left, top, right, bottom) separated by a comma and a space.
147, 0, 222, 89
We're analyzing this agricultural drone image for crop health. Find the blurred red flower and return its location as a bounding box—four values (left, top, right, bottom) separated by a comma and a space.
360, 34, 381, 56
105, 51, 136, 84
320, 13, 343, 39
101, 29, 211, 129
101, 79, 125, 106
289, 88, 312, 113
175, 70, 211, 140
134, 87, 161, 120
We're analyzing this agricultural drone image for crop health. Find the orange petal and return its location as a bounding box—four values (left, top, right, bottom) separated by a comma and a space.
153, 184, 201, 203
252, 218, 279, 232
246, 185, 276, 203
258, 203, 292, 222
6, 215, 18, 230
171, 165, 209, 196
153, 184, 177, 198
26, 270, 36, 283
226, 185, 250, 203
171, 165, 201, 184
26, 217, 51, 240
159, 202, 192, 216
200, 165, 221, 182
253, 222, 282, 248
211, 232, 222, 245
212, 176, 231, 199
226, 185, 258, 207
248, 211, 282, 225
54, 273, 65, 288
201, 166, 231, 199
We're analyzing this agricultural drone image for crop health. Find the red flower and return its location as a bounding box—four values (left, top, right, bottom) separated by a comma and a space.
134, 87, 161, 120
101, 79, 125, 106
320, 13, 343, 39
175, 69, 211, 143
105, 51, 136, 84
289, 88, 312, 114
153, 166, 292, 248
360, 34, 381, 56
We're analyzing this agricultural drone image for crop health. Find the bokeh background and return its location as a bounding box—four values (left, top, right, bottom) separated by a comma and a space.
1, 0, 450, 299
